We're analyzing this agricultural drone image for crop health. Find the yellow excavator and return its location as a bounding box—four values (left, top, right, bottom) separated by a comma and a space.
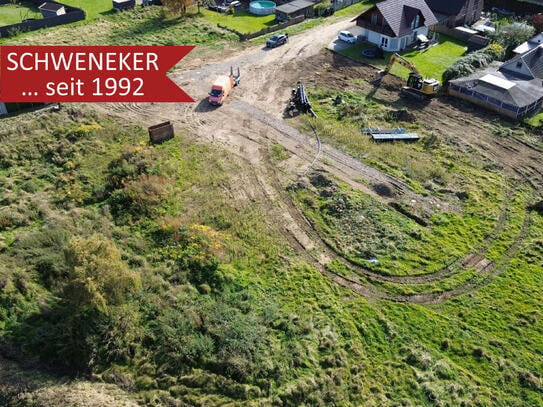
375, 53, 440, 99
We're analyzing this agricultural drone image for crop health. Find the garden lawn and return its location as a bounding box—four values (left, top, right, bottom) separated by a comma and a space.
57, 0, 112, 20
0, 4, 41, 26
334, 0, 373, 18
200, 9, 275, 34
338, 34, 467, 81
400, 34, 467, 80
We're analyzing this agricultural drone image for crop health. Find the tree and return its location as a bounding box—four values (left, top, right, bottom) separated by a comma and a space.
489, 22, 536, 58
161, 0, 194, 16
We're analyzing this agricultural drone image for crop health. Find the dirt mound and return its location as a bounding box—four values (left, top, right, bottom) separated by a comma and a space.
390, 109, 416, 122
309, 171, 333, 188
530, 200, 543, 214
372, 183, 394, 197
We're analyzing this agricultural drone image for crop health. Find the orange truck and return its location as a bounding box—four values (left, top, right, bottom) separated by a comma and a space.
208, 67, 240, 106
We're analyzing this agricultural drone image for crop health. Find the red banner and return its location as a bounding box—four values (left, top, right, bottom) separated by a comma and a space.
0, 46, 194, 103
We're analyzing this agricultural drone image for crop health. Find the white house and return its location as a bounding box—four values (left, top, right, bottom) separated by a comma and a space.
352, 0, 438, 52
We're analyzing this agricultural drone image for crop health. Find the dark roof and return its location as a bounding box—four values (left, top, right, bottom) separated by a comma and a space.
424, 0, 465, 17
450, 64, 543, 108
38, 2, 64, 11
500, 45, 543, 80
275, 0, 313, 14
375, 0, 438, 37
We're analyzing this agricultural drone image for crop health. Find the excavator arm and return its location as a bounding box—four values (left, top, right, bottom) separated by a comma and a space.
376, 53, 419, 81
374, 53, 439, 98
384, 53, 420, 74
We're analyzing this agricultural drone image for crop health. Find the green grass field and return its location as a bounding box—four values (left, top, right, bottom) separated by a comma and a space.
58, 0, 112, 20
200, 1, 374, 36
0, 102, 541, 406
200, 9, 275, 34
0, 3, 41, 26
1, 7, 238, 46
339, 34, 467, 82
401, 34, 467, 80
1, 0, 374, 45
334, 0, 372, 17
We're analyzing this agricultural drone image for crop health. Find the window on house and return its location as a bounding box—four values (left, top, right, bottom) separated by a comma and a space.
371, 14, 377, 25
411, 14, 420, 29
381, 37, 389, 48
516, 61, 523, 68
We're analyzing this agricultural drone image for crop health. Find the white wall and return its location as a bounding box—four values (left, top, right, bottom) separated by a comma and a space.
367, 30, 380, 45
365, 25, 430, 52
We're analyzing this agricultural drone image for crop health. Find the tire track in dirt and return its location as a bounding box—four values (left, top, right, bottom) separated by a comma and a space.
405, 209, 531, 304
90, 25, 541, 304
221, 95, 530, 303
230, 99, 443, 208
251, 112, 531, 303
95, 92, 533, 304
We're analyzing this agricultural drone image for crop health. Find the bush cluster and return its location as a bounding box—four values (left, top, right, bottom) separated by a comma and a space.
442, 44, 504, 86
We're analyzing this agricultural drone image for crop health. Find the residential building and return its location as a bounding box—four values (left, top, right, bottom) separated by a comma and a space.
449, 45, 543, 119
425, 0, 484, 28
353, 0, 438, 52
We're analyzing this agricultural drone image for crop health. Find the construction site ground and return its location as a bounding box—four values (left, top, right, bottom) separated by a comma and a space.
1, 14, 543, 407
81, 17, 543, 304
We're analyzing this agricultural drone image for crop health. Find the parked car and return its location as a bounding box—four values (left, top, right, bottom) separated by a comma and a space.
338, 31, 356, 44
266, 33, 288, 48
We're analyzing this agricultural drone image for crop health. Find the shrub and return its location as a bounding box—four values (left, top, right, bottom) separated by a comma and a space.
404, 347, 433, 370
314, 1, 333, 17
63, 234, 140, 312
107, 148, 153, 192
442, 45, 504, 86
109, 174, 170, 221
433, 359, 454, 379
518, 370, 541, 391
13, 228, 69, 289
489, 22, 535, 58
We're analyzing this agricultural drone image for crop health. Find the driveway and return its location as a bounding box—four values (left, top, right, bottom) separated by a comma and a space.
327, 25, 364, 52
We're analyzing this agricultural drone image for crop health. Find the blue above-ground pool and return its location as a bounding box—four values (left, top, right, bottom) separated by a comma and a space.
249, 0, 276, 15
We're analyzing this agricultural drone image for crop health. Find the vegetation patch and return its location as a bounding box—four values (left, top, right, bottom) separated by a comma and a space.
0, 3, 41, 26
200, 9, 275, 34
1, 6, 238, 46
400, 34, 468, 81
57, 0, 112, 20
338, 34, 467, 81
